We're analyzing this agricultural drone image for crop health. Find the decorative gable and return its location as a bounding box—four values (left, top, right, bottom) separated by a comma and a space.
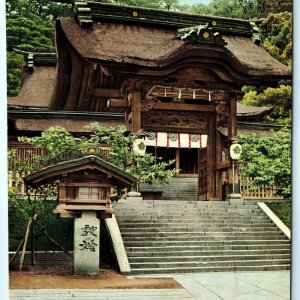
176, 22, 227, 46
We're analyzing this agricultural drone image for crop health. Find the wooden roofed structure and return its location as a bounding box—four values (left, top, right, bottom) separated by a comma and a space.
24, 155, 137, 218
8, 1, 291, 200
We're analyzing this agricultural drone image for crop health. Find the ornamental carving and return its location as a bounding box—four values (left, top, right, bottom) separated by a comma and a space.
142, 111, 208, 130
175, 21, 227, 46
215, 103, 228, 125
141, 100, 156, 112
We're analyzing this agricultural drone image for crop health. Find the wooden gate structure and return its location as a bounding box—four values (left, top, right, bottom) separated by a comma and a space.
8, 2, 291, 200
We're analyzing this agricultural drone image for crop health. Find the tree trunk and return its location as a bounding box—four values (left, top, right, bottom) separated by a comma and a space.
19, 217, 33, 271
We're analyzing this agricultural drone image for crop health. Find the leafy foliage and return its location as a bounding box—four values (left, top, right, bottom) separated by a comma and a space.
6, 0, 71, 96
6, 51, 24, 96
9, 124, 175, 251
259, 12, 292, 67
241, 85, 292, 125
6, 13, 55, 52
20, 124, 176, 185
187, 0, 291, 19
8, 148, 72, 252
237, 128, 291, 199
19, 126, 86, 166
256, 0, 292, 16
87, 123, 176, 184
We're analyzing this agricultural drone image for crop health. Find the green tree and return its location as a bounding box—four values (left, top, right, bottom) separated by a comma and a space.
241, 85, 292, 125
6, 0, 71, 96
6, 51, 24, 96
259, 12, 292, 67
237, 128, 291, 199
205, 0, 244, 19
6, 14, 55, 52
187, 0, 292, 19
8, 147, 72, 261
87, 123, 175, 184
257, 0, 292, 16
6, 0, 71, 20
20, 124, 175, 185
10, 124, 175, 265
236, 0, 258, 19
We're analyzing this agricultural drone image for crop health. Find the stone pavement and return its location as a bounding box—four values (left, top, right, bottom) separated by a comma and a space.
172, 271, 290, 300
9, 271, 290, 300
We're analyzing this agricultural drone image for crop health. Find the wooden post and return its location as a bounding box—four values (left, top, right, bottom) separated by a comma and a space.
228, 92, 239, 194
228, 92, 237, 140
175, 149, 180, 173
208, 111, 217, 200
215, 130, 223, 200
129, 91, 141, 133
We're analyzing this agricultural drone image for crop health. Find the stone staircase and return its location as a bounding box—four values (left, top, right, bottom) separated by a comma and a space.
115, 200, 290, 274
140, 177, 198, 201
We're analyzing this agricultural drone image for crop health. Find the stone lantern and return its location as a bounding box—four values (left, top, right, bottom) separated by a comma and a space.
24, 155, 136, 275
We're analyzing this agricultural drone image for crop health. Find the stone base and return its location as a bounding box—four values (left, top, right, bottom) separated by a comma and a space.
226, 193, 244, 205
126, 191, 143, 202
74, 211, 100, 276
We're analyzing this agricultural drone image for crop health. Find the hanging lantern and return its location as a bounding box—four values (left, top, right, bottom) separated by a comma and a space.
133, 139, 146, 156
230, 144, 242, 160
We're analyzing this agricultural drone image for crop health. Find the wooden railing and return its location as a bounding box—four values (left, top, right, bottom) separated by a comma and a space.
239, 177, 282, 200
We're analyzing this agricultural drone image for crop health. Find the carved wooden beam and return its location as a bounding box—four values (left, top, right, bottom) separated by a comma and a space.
150, 102, 215, 112
107, 99, 129, 109
93, 88, 121, 98
216, 161, 230, 170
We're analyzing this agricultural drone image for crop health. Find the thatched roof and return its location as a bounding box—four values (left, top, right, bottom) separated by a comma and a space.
8, 66, 56, 109
8, 110, 124, 133
57, 17, 290, 80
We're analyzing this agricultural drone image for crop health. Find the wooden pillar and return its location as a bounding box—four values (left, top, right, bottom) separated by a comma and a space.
175, 149, 180, 172
64, 50, 84, 111
228, 92, 237, 140
128, 91, 141, 133
227, 91, 243, 194
76, 62, 95, 111
215, 130, 223, 200
208, 111, 217, 200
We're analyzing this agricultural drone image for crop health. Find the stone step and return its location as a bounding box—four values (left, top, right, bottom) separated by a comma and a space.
128, 253, 290, 263
116, 215, 269, 221
125, 244, 291, 253
119, 224, 277, 231
120, 225, 281, 236
117, 209, 263, 214
116, 200, 290, 274
123, 239, 290, 247
130, 264, 290, 274
126, 248, 290, 257
129, 258, 290, 269
117, 220, 273, 226
117, 204, 260, 212
122, 233, 286, 241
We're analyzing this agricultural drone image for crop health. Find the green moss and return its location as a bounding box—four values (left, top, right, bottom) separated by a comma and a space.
266, 201, 291, 228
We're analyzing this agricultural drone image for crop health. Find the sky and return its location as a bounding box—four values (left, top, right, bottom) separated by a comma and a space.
178, 0, 211, 5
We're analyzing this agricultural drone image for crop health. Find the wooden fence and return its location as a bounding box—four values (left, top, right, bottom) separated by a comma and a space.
239, 176, 282, 200
8, 144, 282, 199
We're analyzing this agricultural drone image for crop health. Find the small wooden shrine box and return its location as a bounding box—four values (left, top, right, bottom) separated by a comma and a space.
24, 155, 137, 218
